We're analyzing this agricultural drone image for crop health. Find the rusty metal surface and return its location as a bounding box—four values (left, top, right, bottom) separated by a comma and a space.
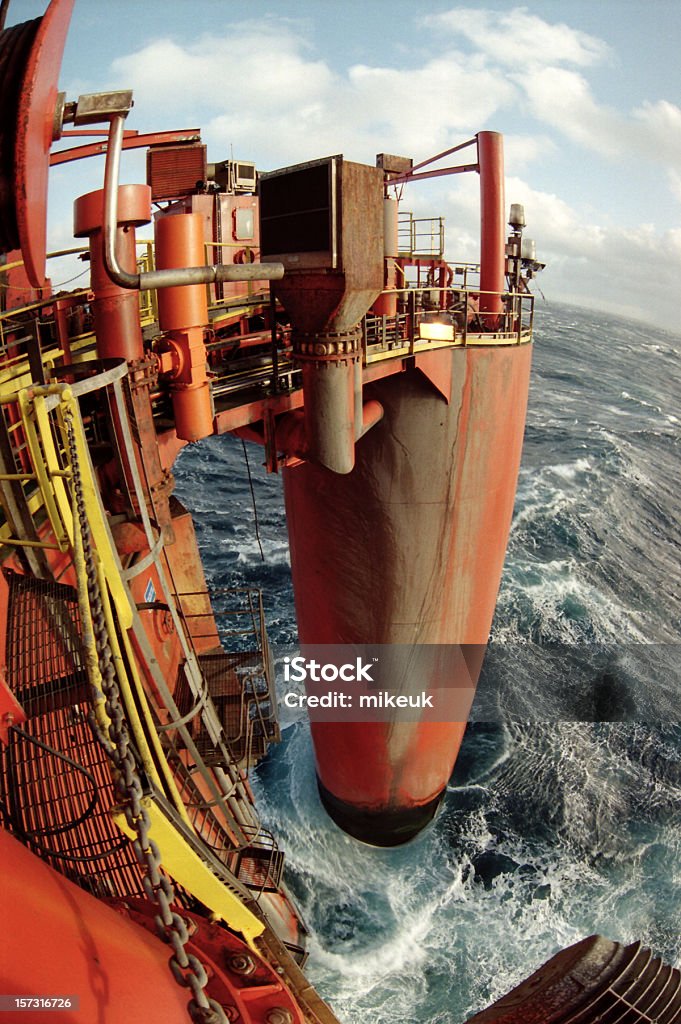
267, 158, 384, 334
464, 935, 681, 1024
14, 0, 74, 286
283, 344, 533, 819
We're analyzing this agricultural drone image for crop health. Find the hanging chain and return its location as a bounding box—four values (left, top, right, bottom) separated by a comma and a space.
63, 408, 227, 1024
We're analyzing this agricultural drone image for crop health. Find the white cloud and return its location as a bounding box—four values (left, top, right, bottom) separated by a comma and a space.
630, 99, 681, 166
345, 57, 515, 149
111, 26, 334, 119
426, 7, 610, 68
667, 170, 681, 204
516, 67, 681, 169
503, 134, 557, 172
418, 171, 681, 329
49, 6, 681, 332
494, 178, 681, 328
109, 22, 518, 169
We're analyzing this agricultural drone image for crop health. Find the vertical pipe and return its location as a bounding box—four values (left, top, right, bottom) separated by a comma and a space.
477, 131, 506, 324
302, 358, 356, 474
371, 198, 399, 317
155, 213, 208, 330
155, 213, 213, 442
270, 287, 279, 394
73, 185, 151, 362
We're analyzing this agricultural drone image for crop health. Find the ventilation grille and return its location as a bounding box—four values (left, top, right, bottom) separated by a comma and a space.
147, 143, 207, 201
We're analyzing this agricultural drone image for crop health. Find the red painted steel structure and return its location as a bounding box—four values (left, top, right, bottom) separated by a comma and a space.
12, 0, 74, 286
477, 131, 506, 323
284, 343, 532, 844
73, 184, 151, 362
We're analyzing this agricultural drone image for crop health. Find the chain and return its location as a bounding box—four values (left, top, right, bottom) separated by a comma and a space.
63, 409, 227, 1024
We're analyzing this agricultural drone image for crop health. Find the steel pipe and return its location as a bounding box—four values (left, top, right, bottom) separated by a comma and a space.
102, 114, 283, 290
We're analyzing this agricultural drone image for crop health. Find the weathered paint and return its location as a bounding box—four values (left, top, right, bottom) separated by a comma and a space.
283, 343, 532, 843
73, 184, 150, 362
14, 0, 75, 287
0, 829, 191, 1020
477, 131, 506, 323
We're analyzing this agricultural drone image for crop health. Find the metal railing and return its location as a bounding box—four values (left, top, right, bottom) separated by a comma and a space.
364, 284, 535, 362
398, 212, 445, 258
179, 586, 280, 768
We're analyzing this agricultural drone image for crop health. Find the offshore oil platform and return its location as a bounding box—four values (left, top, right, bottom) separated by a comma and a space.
1, 2, 679, 1022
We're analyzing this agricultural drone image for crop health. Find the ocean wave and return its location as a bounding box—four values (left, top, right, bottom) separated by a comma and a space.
175, 302, 681, 1021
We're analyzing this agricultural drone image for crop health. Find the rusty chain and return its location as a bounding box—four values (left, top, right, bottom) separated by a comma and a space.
63, 408, 227, 1024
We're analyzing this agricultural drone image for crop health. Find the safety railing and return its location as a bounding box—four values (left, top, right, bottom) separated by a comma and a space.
364, 284, 535, 363
0, 366, 277, 852
398, 212, 445, 258
181, 586, 280, 768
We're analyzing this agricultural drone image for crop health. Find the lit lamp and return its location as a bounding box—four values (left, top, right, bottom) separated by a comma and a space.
419, 310, 455, 342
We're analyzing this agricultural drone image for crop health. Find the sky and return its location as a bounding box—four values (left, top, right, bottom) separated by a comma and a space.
11, 0, 681, 333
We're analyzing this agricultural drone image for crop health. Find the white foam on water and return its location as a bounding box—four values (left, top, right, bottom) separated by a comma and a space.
236, 536, 291, 566
549, 458, 592, 483
620, 390, 663, 415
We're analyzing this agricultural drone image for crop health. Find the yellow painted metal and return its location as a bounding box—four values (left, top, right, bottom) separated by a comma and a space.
0, 537, 61, 549
113, 797, 265, 947
17, 391, 69, 551
96, 556, 192, 827
34, 395, 74, 547
60, 393, 133, 628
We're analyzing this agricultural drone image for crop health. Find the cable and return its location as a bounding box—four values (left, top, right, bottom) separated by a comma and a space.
241, 438, 265, 563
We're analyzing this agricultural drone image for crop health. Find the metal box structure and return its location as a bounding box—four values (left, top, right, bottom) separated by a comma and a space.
259, 155, 384, 332
147, 144, 207, 202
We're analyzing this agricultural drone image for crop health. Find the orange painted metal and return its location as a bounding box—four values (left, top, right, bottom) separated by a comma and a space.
0, 668, 26, 742
477, 132, 506, 324
0, 832, 308, 1024
155, 212, 214, 441
0, 829, 191, 1021
73, 184, 151, 362
283, 343, 532, 843
14, 0, 75, 287
50, 129, 202, 165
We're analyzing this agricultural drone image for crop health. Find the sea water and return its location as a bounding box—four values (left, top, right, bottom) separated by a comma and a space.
174, 302, 681, 1023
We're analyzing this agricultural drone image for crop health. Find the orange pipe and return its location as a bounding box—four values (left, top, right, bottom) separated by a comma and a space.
477, 131, 506, 323
154, 213, 213, 441
0, 830, 190, 1021
73, 185, 151, 362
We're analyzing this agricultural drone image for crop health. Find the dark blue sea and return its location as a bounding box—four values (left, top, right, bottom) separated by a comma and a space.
174, 302, 681, 1023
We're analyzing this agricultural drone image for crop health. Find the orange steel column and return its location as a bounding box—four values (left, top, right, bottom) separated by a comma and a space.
73, 184, 151, 361
1, 830, 191, 1020
477, 131, 506, 324
283, 344, 532, 845
155, 213, 214, 441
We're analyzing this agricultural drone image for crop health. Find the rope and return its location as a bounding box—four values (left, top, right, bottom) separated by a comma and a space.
241, 439, 265, 563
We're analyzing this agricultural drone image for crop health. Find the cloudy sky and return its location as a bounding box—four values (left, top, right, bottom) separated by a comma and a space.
13, 0, 681, 332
